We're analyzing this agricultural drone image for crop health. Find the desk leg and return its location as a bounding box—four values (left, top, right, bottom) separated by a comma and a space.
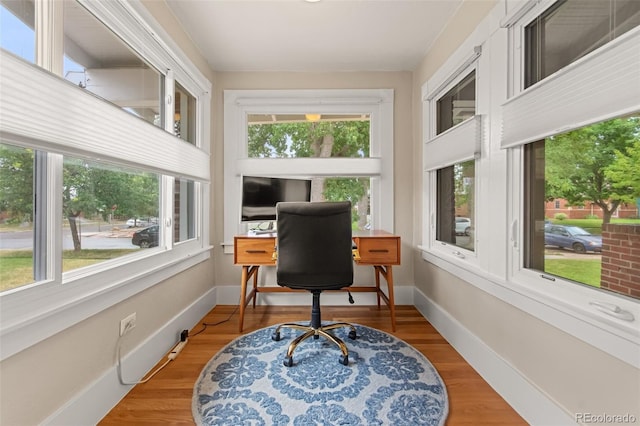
374, 267, 381, 307
239, 266, 249, 332
386, 265, 396, 332
374, 265, 396, 332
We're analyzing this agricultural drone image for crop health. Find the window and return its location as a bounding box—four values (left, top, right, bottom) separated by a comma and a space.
523, 115, 640, 299
525, 0, 640, 88
423, 54, 480, 260
0, 0, 211, 360
174, 178, 196, 243
245, 113, 372, 229
61, 157, 160, 273
500, 0, 640, 361
63, 0, 163, 127
506, 0, 640, 300
175, 82, 197, 143
437, 71, 475, 134
0, 0, 34, 63
0, 143, 35, 291
223, 89, 394, 246
436, 160, 475, 252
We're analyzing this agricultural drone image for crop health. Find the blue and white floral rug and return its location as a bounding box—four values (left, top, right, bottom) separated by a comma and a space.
193, 324, 448, 425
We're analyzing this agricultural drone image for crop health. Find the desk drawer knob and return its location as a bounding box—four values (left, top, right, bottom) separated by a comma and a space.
369, 249, 389, 253
246, 250, 267, 254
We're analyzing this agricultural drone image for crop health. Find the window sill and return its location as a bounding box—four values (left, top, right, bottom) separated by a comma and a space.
419, 247, 640, 368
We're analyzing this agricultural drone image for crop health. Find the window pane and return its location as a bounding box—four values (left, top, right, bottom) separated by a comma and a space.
247, 114, 370, 158
437, 71, 475, 134
525, 0, 640, 87
62, 157, 159, 271
63, 0, 162, 127
320, 177, 371, 231
0, 143, 35, 292
0, 0, 35, 63
174, 178, 195, 243
175, 81, 197, 144
524, 115, 640, 300
436, 160, 475, 252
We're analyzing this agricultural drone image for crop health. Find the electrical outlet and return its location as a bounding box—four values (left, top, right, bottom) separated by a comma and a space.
120, 312, 136, 336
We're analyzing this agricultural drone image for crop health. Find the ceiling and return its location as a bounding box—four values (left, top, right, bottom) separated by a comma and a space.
164, 0, 464, 72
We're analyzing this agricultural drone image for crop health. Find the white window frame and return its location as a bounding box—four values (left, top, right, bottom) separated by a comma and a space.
222, 89, 394, 250
504, 0, 640, 366
0, 0, 212, 360
422, 46, 483, 267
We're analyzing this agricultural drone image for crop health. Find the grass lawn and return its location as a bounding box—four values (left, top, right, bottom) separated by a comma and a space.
544, 258, 601, 288
0, 249, 138, 292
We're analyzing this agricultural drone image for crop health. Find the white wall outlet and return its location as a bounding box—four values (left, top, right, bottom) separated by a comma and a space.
120, 312, 136, 336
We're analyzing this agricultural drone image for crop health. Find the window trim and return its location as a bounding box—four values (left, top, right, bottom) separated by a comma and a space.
0, 0, 212, 360
223, 89, 394, 249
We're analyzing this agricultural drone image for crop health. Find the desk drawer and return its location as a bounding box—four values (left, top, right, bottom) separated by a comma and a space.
355, 237, 400, 265
234, 237, 276, 265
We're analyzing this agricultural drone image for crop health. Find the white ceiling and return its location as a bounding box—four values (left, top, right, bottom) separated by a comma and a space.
164, 0, 464, 72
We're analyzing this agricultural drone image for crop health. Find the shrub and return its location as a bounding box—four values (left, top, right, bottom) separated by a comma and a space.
554, 213, 568, 221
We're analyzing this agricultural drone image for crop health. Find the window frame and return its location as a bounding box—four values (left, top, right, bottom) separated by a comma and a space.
222, 89, 394, 250
422, 49, 482, 266
505, 0, 640, 366
0, 0, 212, 360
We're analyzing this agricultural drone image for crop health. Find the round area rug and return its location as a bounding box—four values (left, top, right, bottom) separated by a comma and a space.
193, 324, 448, 425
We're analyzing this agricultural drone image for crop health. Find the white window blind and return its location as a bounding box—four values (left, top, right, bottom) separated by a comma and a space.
501, 28, 640, 149
0, 51, 210, 182
424, 115, 482, 171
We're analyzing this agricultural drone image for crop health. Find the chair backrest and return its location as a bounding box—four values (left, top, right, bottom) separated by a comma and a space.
276, 201, 353, 291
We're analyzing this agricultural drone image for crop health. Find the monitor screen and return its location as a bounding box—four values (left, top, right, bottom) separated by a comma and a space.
241, 175, 312, 222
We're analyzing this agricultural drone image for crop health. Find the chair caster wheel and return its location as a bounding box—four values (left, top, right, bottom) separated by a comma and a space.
272, 331, 281, 341
283, 356, 293, 367
348, 330, 357, 340
339, 354, 349, 366
313, 334, 320, 340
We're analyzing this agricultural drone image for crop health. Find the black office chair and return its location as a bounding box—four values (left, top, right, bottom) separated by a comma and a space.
271, 201, 357, 367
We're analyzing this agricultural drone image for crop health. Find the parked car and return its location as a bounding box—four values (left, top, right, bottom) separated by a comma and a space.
544, 224, 602, 253
455, 217, 471, 236
131, 225, 159, 248
126, 217, 158, 228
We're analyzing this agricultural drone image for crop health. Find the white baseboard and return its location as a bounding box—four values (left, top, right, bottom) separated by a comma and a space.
413, 287, 574, 426
216, 284, 414, 306
42, 288, 217, 426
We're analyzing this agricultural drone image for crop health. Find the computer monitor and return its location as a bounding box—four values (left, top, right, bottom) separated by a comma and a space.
240, 175, 312, 223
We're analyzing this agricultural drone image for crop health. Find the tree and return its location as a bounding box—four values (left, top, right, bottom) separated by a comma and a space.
545, 116, 640, 224
62, 159, 158, 251
0, 145, 33, 223
247, 118, 371, 228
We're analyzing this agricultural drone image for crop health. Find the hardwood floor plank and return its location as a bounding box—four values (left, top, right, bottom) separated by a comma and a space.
99, 305, 526, 425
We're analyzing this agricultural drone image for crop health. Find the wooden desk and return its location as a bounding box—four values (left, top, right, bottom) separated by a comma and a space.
233, 230, 400, 332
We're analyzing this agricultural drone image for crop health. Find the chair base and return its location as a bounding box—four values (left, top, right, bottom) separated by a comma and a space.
272, 322, 357, 366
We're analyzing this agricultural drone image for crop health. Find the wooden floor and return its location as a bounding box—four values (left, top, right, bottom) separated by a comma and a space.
99, 305, 526, 425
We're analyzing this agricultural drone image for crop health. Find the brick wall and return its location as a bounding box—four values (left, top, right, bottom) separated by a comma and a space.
600, 224, 640, 298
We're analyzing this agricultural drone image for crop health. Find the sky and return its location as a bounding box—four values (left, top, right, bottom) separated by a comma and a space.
1, 4, 83, 74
